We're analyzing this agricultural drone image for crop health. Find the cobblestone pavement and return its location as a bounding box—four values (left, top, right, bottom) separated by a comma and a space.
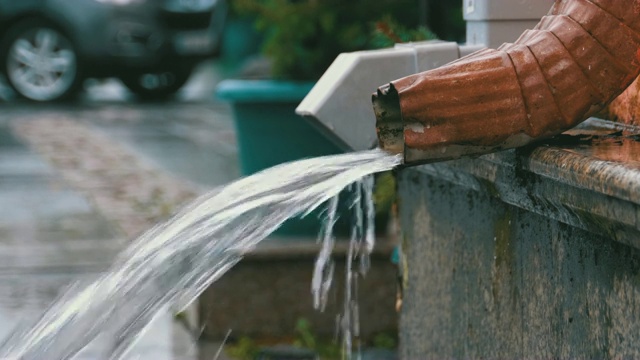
13, 118, 199, 239
0, 96, 239, 359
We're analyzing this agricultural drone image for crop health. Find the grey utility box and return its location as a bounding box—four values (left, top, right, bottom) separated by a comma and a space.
464, 0, 552, 47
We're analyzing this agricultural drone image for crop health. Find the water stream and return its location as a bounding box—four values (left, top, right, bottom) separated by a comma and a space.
0, 149, 401, 360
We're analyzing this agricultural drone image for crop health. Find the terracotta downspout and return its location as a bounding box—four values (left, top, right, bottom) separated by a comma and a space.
374, 0, 640, 165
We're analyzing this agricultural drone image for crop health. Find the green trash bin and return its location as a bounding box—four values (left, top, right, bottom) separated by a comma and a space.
216, 79, 355, 237
216, 80, 341, 173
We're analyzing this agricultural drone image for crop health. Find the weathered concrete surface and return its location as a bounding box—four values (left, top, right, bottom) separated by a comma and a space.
398, 119, 640, 358
199, 239, 399, 341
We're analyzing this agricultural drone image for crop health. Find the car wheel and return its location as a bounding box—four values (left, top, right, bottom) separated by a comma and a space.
3, 22, 82, 102
120, 67, 192, 100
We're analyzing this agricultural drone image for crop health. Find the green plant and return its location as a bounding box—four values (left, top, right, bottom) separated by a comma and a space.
372, 332, 397, 349
226, 336, 260, 360
294, 318, 341, 359
371, 16, 437, 49
374, 172, 397, 215
293, 318, 316, 349
234, 0, 431, 80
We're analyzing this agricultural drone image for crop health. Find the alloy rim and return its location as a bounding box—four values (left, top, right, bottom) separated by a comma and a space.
7, 28, 76, 101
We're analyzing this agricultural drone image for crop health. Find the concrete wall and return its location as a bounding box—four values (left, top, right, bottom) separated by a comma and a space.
199, 240, 398, 341
397, 120, 640, 358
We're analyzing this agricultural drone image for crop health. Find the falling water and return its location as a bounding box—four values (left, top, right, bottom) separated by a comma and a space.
0, 149, 401, 360
312, 175, 378, 358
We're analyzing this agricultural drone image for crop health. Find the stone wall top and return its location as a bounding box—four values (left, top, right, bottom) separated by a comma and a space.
409, 118, 640, 249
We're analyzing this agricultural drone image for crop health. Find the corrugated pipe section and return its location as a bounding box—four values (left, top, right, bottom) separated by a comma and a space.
374, 0, 640, 165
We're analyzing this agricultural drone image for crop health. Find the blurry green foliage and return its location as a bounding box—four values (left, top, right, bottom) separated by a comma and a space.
226, 336, 260, 359
233, 0, 432, 80
294, 318, 341, 359
372, 331, 397, 349
370, 16, 437, 49
224, 319, 397, 359
374, 172, 396, 215
294, 318, 316, 349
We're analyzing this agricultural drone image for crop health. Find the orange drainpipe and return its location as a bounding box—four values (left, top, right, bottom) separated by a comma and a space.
374, 0, 640, 165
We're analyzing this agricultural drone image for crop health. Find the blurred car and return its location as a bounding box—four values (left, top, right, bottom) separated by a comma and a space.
0, 0, 227, 101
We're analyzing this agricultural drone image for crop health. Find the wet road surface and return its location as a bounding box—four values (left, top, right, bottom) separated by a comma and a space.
0, 61, 238, 359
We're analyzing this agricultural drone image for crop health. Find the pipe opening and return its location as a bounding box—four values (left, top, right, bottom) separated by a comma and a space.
372, 83, 404, 157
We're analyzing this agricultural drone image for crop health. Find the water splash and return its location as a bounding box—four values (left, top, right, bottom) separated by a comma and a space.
0, 149, 401, 360
311, 174, 379, 359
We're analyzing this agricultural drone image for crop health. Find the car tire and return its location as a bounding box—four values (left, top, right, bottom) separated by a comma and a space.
2, 20, 83, 102
120, 66, 193, 100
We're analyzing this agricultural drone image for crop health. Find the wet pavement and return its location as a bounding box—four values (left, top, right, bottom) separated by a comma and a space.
90, 103, 239, 188
0, 60, 239, 359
